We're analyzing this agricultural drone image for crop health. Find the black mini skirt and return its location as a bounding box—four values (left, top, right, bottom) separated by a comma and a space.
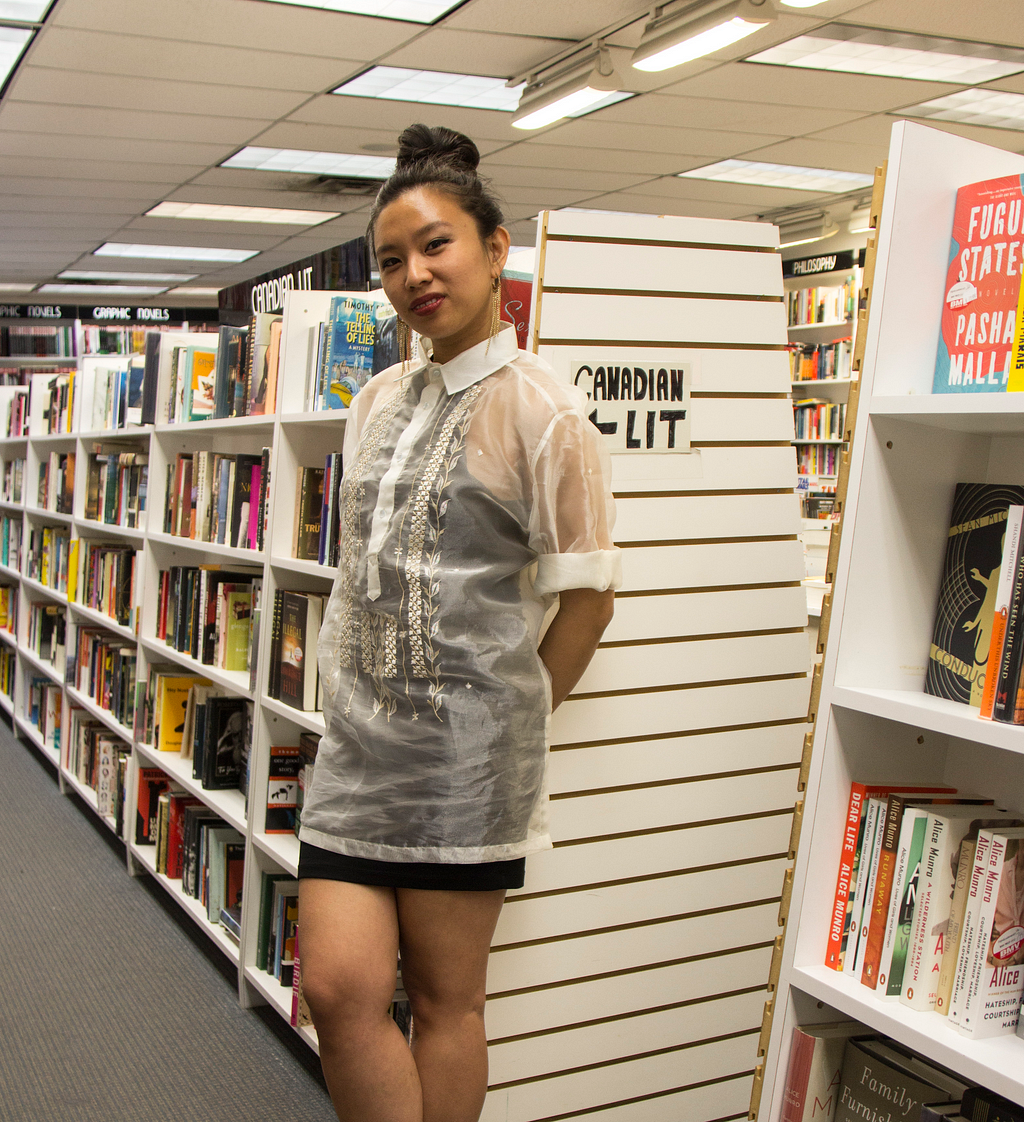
298, 841, 526, 891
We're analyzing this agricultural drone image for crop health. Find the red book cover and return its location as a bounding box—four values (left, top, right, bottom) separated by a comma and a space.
934, 174, 1024, 394
780, 1027, 815, 1122
167, 793, 202, 879
825, 783, 957, 971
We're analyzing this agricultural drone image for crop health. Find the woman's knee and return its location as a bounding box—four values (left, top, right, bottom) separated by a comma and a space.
302, 952, 396, 1030
402, 972, 487, 1030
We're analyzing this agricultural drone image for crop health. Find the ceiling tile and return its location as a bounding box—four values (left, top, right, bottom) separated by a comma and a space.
0, 209, 135, 226
483, 141, 690, 177
534, 117, 784, 159
26, 27, 360, 92
570, 192, 755, 220
0, 175, 175, 199
443, 0, 635, 40
0, 195, 154, 214
595, 92, 868, 138
253, 118, 508, 156
809, 114, 1024, 153
0, 156, 195, 181
845, 0, 1024, 49
737, 136, 888, 174
159, 184, 363, 211
622, 176, 836, 210
0, 131, 233, 166
377, 27, 564, 77
0, 103, 270, 146
286, 94, 518, 144
51, 0, 419, 60
478, 161, 656, 192
660, 60, 962, 113
8, 66, 311, 121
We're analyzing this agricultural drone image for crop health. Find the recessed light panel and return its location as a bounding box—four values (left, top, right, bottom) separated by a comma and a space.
0, 282, 35, 291
221, 146, 396, 178
902, 88, 1024, 131
146, 201, 339, 226
0, 1, 51, 21
38, 284, 170, 296
164, 287, 221, 298
749, 25, 1024, 83
96, 243, 259, 263
679, 158, 874, 193
334, 66, 524, 111
256, 0, 460, 23
59, 270, 199, 283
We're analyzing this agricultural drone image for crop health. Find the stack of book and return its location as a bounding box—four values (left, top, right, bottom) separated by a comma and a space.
64, 707, 128, 818
37, 450, 74, 513
40, 369, 76, 434
265, 733, 320, 837
789, 338, 853, 382
176, 683, 251, 795
27, 600, 65, 672
80, 325, 149, 356
0, 325, 75, 357
293, 454, 342, 566
84, 446, 148, 527
825, 782, 1024, 1039
304, 293, 399, 411
793, 400, 846, 441
135, 666, 210, 750
1, 514, 22, 569
0, 646, 14, 699
87, 358, 145, 430
786, 279, 855, 327
3, 387, 28, 436
26, 525, 69, 591
156, 566, 260, 676
0, 584, 16, 633
68, 540, 136, 627
26, 674, 62, 753
256, 870, 299, 988
70, 625, 136, 728
163, 449, 269, 551
2, 456, 23, 502
267, 589, 324, 712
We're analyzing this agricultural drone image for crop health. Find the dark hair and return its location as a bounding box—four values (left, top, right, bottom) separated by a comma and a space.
367, 124, 504, 256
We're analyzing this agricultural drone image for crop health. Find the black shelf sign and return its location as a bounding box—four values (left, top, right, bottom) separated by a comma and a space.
0, 303, 220, 325
783, 250, 856, 279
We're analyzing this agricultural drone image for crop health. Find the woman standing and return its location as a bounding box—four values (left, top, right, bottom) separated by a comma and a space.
297, 123, 621, 1122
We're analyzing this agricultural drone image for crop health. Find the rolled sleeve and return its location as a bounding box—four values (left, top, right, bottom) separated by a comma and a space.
534, 549, 622, 596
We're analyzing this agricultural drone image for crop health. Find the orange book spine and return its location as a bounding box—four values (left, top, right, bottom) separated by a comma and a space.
980, 607, 1008, 720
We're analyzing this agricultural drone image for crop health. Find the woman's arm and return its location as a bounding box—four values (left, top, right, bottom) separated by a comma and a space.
538, 587, 615, 710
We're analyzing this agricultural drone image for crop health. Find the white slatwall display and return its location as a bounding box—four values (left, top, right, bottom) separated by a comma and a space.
480, 212, 809, 1122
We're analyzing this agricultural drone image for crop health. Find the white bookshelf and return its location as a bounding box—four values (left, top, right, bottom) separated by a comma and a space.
760, 120, 1024, 1117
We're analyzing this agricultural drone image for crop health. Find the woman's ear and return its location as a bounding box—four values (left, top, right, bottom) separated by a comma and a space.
489, 224, 511, 277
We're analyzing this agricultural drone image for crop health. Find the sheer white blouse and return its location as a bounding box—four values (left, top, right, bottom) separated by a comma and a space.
300, 324, 621, 863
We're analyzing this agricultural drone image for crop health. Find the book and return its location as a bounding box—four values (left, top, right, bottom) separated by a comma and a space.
320, 295, 377, 409
202, 695, 248, 791
845, 797, 886, 979
934, 173, 1024, 393
826, 783, 956, 972
959, 827, 1024, 1038
902, 811, 1021, 1011
980, 505, 1024, 719
961, 1087, 1024, 1122
780, 1022, 861, 1122
936, 835, 979, 1015
266, 745, 302, 834
156, 675, 209, 752
290, 929, 312, 1028
835, 1038, 956, 1122
925, 483, 1024, 707
256, 872, 296, 971
880, 808, 931, 999
294, 467, 325, 561
135, 767, 171, 845
278, 591, 322, 712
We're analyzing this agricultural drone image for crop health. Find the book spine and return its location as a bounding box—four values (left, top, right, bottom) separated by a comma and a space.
935, 836, 977, 1014
981, 506, 1024, 718
993, 536, 1024, 721
849, 800, 885, 978
779, 1028, 815, 1122
861, 796, 905, 988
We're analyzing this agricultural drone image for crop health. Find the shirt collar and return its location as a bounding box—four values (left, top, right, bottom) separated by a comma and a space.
418, 323, 519, 395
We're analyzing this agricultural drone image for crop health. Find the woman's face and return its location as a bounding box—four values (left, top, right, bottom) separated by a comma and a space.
374, 185, 509, 364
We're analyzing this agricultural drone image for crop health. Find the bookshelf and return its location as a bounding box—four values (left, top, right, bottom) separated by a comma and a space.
757, 120, 1024, 1117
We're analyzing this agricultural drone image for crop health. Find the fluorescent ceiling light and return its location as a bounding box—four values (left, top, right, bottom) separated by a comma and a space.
38, 283, 170, 296
0, 282, 35, 291
164, 287, 221, 298
902, 87, 1024, 131
221, 146, 396, 178
0, 25, 31, 84
0, 1, 51, 18
749, 24, 1024, 83
779, 213, 839, 248
146, 201, 338, 226
255, 0, 460, 21
777, 0, 828, 5
334, 66, 525, 111
847, 207, 872, 233
513, 48, 629, 130
95, 243, 259, 263
58, 269, 198, 283
633, 0, 775, 73
679, 158, 874, 193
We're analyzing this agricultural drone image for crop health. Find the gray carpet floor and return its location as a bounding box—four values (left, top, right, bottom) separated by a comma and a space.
0, 718, 338, 1122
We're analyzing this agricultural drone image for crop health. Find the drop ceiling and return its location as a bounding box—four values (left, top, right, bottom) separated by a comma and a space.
2, 0, 1024, 303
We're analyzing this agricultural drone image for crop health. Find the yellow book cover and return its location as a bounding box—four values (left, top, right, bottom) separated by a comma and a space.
157, 675, 211, 751
40, 527, 51, 586
67, 539, 79, 603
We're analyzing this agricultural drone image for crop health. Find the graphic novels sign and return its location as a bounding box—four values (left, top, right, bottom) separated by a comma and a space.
571, 354, 693, 454
0, 304, 220, 324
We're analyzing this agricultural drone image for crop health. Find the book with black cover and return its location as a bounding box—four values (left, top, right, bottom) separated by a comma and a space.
202, 695, 247, 790
925, 483, 1024, 707
140, 331, 160, 426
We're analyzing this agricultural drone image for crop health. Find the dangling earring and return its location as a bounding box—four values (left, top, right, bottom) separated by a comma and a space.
486, 276, 501, 352
398, 318, 412, 374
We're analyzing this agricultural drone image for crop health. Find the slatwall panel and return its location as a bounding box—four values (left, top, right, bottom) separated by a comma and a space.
481, 210, 806, 1122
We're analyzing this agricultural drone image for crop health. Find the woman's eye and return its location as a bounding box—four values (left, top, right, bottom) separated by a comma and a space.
380, 257, 399, 270
427, 238, 449, 252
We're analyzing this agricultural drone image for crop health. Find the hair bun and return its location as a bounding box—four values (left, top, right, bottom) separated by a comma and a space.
396, 124, 480, 174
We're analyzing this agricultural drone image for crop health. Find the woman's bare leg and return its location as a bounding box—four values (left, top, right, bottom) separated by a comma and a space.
298, 879, 421, 1122
397, 887, 507, 1122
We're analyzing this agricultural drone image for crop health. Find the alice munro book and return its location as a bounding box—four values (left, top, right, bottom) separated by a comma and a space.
934, 173, 1024, 394
925, 483, 1024, 707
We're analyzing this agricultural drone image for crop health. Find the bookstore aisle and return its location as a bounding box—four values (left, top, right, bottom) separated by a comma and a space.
0, 719, 336, 1122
